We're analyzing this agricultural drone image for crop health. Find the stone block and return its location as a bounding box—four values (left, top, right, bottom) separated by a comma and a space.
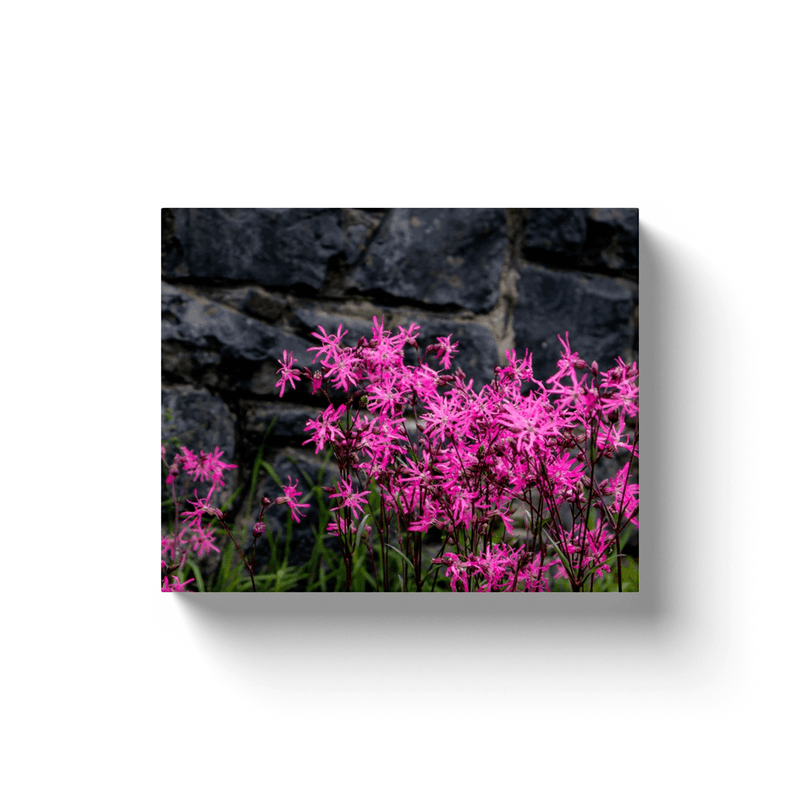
523, 209, 589, 256
583, 208, 639, 273
239, 401, 319, 450
514, 262, 637, 380
347, 208, 507, 312
162, 282, 313, 366
163, 209, 345, 290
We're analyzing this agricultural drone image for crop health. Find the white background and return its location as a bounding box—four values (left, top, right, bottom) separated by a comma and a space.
4, 1, 797, 797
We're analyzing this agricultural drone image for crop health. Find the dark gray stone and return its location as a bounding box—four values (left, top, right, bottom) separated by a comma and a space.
583, 208, 639, 273
161, 385, 237, 460
342, 208, 384, 265
239, 402, 319, 449
241, 288, 289, 324
162, 282, 313, 366
347, 209, 507, 312
523, 209, 588, 256
161, 339, 224, 387
204, 286, 290, 325
162, 208, 183, 274
514, 262, 637, 381
163, 209, 346, 290
590, 208, 638, 238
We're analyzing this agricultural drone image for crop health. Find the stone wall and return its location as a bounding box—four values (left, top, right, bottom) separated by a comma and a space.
161, 208, 638, 567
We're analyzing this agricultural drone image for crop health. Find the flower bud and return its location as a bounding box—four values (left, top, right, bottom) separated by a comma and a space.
252, 522, 266, 539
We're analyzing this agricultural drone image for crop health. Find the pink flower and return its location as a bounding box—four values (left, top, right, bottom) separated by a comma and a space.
362, 317, 406, 375
326, 516, 348, 537
181, 488, 222, 525
276, 350, 302, 397
419, 391, 472, 443
329, 476, 371, 515
499, 349, 535, 384
599, 358, 639, 420
397, 322, 421, 345
407, 503, 440, 534
303, 404, 346, 453
607, 463, 639, 527
187, 524, 221, 558
431, 335, 459, 370
161, 572, 195, 592
161, 529, 187, 561
438, 545, 552, 592
365, 381, 405, 419
278, 476, 310, 523
325, 347, 363, 391
180, 446, 236, 490
551, 332, 582, 381
309, 323, 348, 366
545, 453, 584, 501
407, 364, 440, 398
497, 395, 558, 458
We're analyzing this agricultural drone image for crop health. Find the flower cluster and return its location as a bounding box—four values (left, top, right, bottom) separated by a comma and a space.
278, 318, 638, 592
433, 544, 551, 592
160, 436, 315, 591
160, 445, 237, 591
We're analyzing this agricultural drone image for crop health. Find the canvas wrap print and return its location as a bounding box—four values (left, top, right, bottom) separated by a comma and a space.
161, 209, 639, 592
